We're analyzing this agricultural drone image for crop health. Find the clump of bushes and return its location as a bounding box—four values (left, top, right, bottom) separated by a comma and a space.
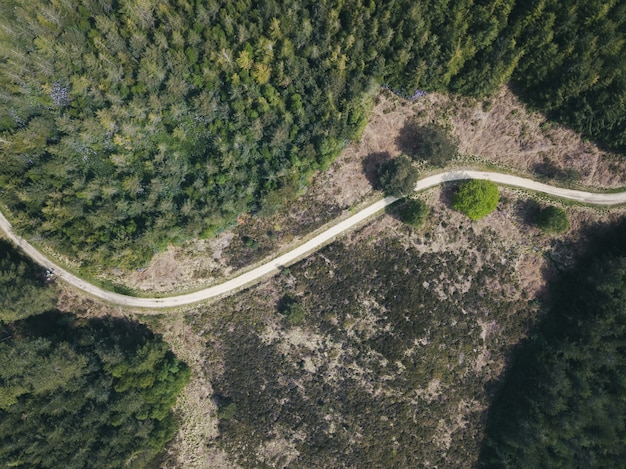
399, 199, 430, 227
278, 295, 307, 326
535, 205, 569, 233
452, 180, 499, 220
378, 155, 420, 197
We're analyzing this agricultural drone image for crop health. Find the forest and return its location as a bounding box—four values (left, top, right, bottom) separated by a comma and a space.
0, 0, 624, 269
479, 221, 626, 467
0, 240, 190, 468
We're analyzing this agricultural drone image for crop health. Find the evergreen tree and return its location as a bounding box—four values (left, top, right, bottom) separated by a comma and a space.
0, 239, 56, 323
0, 312, 190, 469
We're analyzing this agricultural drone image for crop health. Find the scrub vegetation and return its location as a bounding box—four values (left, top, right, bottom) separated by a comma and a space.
178, 195, 544, 468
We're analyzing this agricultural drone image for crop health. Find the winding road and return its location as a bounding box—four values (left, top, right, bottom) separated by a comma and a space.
2, 170, 626, 309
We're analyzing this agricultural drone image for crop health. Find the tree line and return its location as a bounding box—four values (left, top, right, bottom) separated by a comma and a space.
479, 220, 626, 467
0, 240, 190, 468
0, 0, 624, 269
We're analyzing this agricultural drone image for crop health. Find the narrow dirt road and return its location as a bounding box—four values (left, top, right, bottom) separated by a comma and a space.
2, 170, 625, 310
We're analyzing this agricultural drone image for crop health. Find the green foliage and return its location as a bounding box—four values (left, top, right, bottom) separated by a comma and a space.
378, 155, 419, 197
398, 199, 430, 227
415, 125, 459, 167
218, 402, 237, 421
1, 0, 625, 272
535, 205, 569, 233
0, 239, 55, 323
278, 295, 307, 326
0, 313, 190, 469
480, 245, 626, 467
452, 180, 499, 220
514, 0, 626, 151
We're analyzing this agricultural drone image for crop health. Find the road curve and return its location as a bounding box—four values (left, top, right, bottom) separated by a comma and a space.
1, 170, 625, 309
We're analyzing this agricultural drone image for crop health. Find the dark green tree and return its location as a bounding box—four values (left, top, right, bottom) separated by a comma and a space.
452, 180, 499, 220
535, 205, 569, 233
398, 199, 430, 227
0, 313, 190, 469
378, 155, 420, 197
0, 239, 55, 323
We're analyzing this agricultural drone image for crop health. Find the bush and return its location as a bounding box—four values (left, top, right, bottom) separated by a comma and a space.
415, 124, 459, 167
278, 295, 306, 326
378, 155, 420, 197
535, 206, 569, 233
399, 199, 430, 227
452, 180, 499, 220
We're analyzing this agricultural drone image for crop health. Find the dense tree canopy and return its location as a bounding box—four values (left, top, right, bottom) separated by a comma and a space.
378, 155, 420, 197
451, 0, 626, 151
0, 239, 56, 323
480, 247, 626, 467
0, 312, 190, 469
0, 0, 624, 269
452, 180, 499, 220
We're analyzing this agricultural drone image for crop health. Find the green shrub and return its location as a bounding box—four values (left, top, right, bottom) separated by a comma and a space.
378, 155, 420, 197
278, 295, 306, 326
399, 199, 430, 227
452, 180, 499, 220
535, 206, 569, 233
415, 124, 459, 167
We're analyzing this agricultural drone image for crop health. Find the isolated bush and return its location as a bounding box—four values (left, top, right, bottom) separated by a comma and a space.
536, 206, 569, 233
452, 180, 499, 220
278, 295, 306, 326
416, 124, 459, 167
378, 155, 420, 197
399, 199, 430, 227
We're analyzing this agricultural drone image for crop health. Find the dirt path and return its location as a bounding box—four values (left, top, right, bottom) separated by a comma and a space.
2, 170, 625, 310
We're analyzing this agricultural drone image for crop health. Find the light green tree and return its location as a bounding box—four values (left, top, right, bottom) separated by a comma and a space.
452, 179, 499, 220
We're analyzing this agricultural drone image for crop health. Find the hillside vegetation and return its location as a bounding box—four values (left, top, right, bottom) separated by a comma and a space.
1, 0, 624, 269
0, 241, 190, 468
480, 222, 626, 467
0, 238, 56, 322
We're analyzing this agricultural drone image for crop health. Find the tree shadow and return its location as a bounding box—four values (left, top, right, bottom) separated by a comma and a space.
362, 151, 392, 189
395, 120, 421, 156
512, 198, 541, 226
438, 181, 460, 208
383, 198, 406, 221
19, 310, 160, 351
532, 157, 580, 183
